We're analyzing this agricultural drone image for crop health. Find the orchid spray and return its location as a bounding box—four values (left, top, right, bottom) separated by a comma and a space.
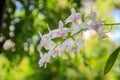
37, 8, 120, 71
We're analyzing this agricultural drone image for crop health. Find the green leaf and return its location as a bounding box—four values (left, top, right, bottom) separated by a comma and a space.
104, 47, 120, 75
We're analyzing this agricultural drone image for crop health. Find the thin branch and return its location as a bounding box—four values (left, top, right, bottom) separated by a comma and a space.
104, 23, 120, 26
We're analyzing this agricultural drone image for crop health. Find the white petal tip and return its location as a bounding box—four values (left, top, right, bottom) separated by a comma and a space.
71, 8, 76, 14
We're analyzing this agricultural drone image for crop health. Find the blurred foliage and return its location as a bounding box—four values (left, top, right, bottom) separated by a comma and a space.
0, 0, 120, 80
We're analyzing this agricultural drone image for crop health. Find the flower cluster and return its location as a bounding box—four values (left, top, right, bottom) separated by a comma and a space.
38, 8, 107, 68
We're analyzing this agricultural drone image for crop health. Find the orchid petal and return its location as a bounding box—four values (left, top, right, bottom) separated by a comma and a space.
71, 8, 76, 14
58, 20, 63, 30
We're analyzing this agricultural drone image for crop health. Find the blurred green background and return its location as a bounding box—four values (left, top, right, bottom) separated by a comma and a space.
0, 0, 120, 80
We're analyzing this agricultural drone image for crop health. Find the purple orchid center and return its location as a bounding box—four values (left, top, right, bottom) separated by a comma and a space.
71, 15, 78, 23
57, 31, 65, 37
91, 23, 102, 32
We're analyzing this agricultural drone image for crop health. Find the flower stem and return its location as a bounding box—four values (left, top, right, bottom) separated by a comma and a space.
104, 23, 120, 25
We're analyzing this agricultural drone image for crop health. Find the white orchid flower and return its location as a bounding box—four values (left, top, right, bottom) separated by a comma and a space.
40, 39, 56, 50
50, 45, 62, 57
38, 51, 51, 68
65, 8, 81, 24
57, 21, 69, 37
89, 19, 107, 39
49, 21, 70, 38
39, 33, 56, 50
61, 38, 76, 53
60, 38, 72, 51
